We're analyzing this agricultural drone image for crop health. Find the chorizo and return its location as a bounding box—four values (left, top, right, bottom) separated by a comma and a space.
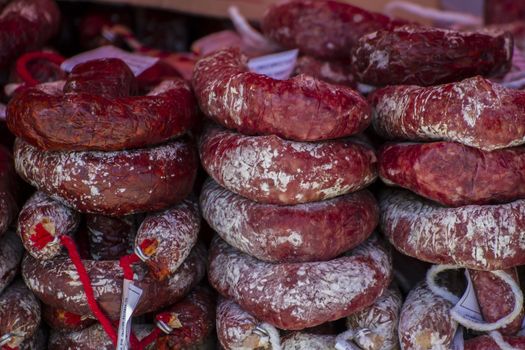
398, 282, 456, 350
200, 178, 378, 263
85, 214, 136, 261
14, 138, 198, 216
21, 243, 206, 320
7, 58, 197, 151
0, 0, 60, 69
209, 236, 392, 330
379, 142, 525, 206
369, 76, 525, 151
0, 146, 18, 237
192, 48, 370, 142
379, 189, 525, 270
464, 335, 525, 349
199, 124, 377, 205
261, 0, 404, 60
352, 25, 512, 86
134, 198, 200, 280
0, 280, 41, 349
17, 191, 80, 260
0, 230, 24, 295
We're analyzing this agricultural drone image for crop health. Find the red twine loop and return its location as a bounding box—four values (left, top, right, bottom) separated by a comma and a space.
15, 51, 65, 87
29, 222, 55, 250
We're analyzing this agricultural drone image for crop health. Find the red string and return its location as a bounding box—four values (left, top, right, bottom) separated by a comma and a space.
59, 235, 118, 346
62, 311, 83, 326
16, 51, 65, 87
29, 222, 54, 250
119, 253, 140, 280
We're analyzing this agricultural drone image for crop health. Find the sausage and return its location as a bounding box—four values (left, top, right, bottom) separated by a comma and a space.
484, 0, 525, 25
0, 0, 60, 69
48, 323, 114, 350
293, 56, 356, 87
200, 178, 378, 263
154, 286, 217, 350
22, 243, 206, 320
0, 230, 24, 295
135, 198, 200, 280
208, 235, 392, 330
398, 282, 456, 350
345, 287, 402, 350
18, 327, 47, 350
282, 333, 336, 350
42, 304, 95, 331
352, 25, 513, 86
199, 124, 377, 205
216, 297, 281, 350
14, 138, 198, 216
379, 142, 525, 207
85, 214, 136, 261
369, 76, 525, 151
379, 189, 525, 270
0, 280, 41, 349
192, 48, 371, 142
470, 268, 525, 335
17, 191, 81, 260
0, 146, 18, 237
464, 335, 525, 349
7, 58, 197, 151
261, 0, 404, 60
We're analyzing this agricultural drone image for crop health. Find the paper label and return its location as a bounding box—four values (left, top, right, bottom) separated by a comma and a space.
61, 45, 158, 76
116, 279, 143, 350
452, 270, 484, 323
247, 49, 299, 80
451, 326, 464, 350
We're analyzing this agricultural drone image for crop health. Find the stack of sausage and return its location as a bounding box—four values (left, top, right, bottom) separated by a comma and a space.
190, 2, 415, 348
3, 57, 215, 349
353, 6, 525, 348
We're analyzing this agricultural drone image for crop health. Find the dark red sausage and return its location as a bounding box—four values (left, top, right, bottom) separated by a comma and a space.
86, 214, 136, 261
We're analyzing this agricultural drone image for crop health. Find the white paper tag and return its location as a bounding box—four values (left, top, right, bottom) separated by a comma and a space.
247, 49, 299, 80
452, 270, 484, 323
116, 279, 143, 350
61, 45, 159, 77
451, 326, 464, 350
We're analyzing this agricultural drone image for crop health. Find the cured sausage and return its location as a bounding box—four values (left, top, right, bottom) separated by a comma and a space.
14, 138, 198, 216
18, 327, 47, 350
0, 280, 41, 349
209, 236, 391, 330
7, 58, 197, 151
216, 298, 281, 350
369, 76, 525, 151
42, 304, 95, 331
47, 323, 121, 350
17, 192, 80, 260
192, 48, 370, 142
0, 0, 60, 69
379, 189, 525, 270
465, 335, 525, 349
134, 198, 200, 280
199, 124, 377, 205
398, 282, 456, 350
470, 269, 525, 335
484, 0, 525, 25
282, 333, 336, 350
0, 230, 24, 295
352, 25, 512, 86
200, 178, 378, 263
0, 146, 18, 237
293, 56, 355, 87
379, 142, 525, 206
261, 0, 404, 60
22, 243, 206, 320
86, 214, 136, 261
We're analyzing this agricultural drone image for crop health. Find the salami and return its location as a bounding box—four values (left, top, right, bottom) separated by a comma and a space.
7, 59, 197, 151
379, 189, 525, 270
0, 280, 41, 349
209, 236, 391, 330
199, 125, 377, 205
14, 138, 198, 216
379, 142, 525, 206
22, 243, 206, 320
201, 178, 378, 263
369, 76, 525, 151
192, 48, 370, 142
293, 56, 355, 87
135, 198, 200, 280
86, 214, 136, 261
352, 25, 513, 86
42, 304, 95, 331
0, 0, 60, 69
17, 192, 81, 260
0, 231, 24, 295
465, 335, 525, 349
0, 146, 18, 237
398, 282, 456, 350
261, 0, 404, 60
